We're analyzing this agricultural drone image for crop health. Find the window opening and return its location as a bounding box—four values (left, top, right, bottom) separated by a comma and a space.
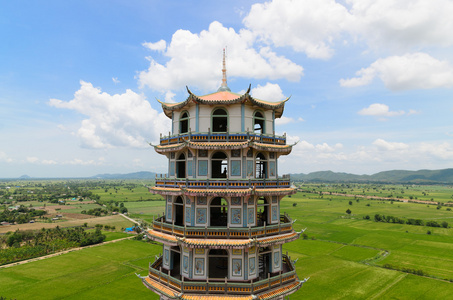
174, 196, 184, 226
212, 108, 228, 132
257, 197, 269, 226
210, 197, 228, 226
211, 152, 228, 178
255, 153, 267, 179
254, 111, 265, 134
180, 112, 189, 134
176, 153, 186, 178
208, 249, 229, 278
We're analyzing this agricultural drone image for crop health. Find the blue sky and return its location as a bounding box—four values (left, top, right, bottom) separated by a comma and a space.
1, 0, 452, 178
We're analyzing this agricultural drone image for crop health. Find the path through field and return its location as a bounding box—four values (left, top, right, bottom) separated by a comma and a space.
0, 235, 135, 269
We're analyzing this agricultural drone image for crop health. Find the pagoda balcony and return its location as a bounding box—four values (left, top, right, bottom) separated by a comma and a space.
144, 254, 303, 296
153, 176, 291, 189
150, 213, 294, 240
159, 131, 287, 146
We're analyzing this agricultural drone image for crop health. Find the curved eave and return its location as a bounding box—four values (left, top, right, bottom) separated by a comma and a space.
142, 277, 179, 298
158, 86, 290, 117
147, 230, 300, 249
149, 187, 296, 197
153, 141, 291, 154
257, 281, 303, 300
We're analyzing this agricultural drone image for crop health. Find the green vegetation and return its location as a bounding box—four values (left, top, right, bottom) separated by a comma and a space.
1, 180, 453, 299
0, 226, 106, 265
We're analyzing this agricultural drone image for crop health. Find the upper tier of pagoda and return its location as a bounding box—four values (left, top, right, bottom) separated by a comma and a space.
157, 86, 290, 119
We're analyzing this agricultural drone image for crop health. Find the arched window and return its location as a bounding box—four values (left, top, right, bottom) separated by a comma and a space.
212, 108, 228, 132
208, 249, 229, 278
211, 152, 228, 178
180, 111, 189, 134
255, 153, 267, 179
254, 111, 265, 134
176, 153, 186, 178
210, 197, 228, 226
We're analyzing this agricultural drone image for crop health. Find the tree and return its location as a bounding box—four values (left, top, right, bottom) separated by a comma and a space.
346, 209, 351, 215
348, 200, 352, 205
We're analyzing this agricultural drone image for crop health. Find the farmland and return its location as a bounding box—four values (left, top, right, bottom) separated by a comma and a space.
1, 180, 453, 299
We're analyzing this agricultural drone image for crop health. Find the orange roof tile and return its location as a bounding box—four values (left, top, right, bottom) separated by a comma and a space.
257, 281, 302, 300
143, 277, 178, 298
182, 295, 254, 300
198, 91, 242, 101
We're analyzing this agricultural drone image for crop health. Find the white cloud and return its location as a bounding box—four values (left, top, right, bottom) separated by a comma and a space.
358, 103, 405, 117
251, 83, 286, 101
275, 116, 295, 126
349, 0, 453, 50
42, 160, 57, 165
143, 39, 167, 52
373, 138, 409, 151
419, 142, 453, 159
112, 77, 120, 84
26, 157, 39, 163
244, 0, 353, 59
49, 81, 170, 149
340, 53, 453, 90
0, 151, 13, 163
138, 21, 303, 93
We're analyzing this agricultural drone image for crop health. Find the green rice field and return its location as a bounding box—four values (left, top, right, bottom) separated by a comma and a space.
1, 185, 453, 299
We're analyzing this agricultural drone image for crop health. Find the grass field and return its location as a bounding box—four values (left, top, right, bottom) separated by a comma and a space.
1, 185, 453, 299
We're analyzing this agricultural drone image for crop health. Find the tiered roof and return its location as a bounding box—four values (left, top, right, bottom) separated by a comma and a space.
157, 85, 290, 118
153, 140, 294, 154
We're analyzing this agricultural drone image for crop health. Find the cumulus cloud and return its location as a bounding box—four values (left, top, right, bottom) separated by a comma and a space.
373, 139, 409, 151
358, 103, 405, 117
340, 53, 453, 90
143, 40, 167, 52
138, 21, 303, 93
112, 77, 120, 84
349, 0, 453, 50
244, 0, 353, 59
26, 157, 39, 163
49, 81, 170, 149
251, 83, 286, 101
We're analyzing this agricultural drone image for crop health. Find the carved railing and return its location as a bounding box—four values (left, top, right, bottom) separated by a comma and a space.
153, 176, 291, 189
146, 254, 298, 295
159, 131, 287, 146
150, 214, 293, 239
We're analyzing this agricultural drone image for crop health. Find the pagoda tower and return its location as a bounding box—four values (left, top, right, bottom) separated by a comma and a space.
141, 50, 307, 300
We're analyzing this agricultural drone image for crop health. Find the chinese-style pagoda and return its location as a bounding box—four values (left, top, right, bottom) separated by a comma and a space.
141, 50, 307, 300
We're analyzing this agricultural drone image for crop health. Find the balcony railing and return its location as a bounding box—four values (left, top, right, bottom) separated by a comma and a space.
146, 254, 299, 295
153, 176, 291, 189
159, 131, 286, 146
150, 213, 293, 239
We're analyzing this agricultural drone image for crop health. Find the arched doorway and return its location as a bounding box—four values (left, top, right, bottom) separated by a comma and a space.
212, 108, 228, 132
174, 196, 184, 226
176, 153, 186, 178
257, 197, 269, 226
210, 197, 228, 226
254, 111, 265, 134
255, 153, 267, 179
208, 249, 229, 279
211, 152, 228, 178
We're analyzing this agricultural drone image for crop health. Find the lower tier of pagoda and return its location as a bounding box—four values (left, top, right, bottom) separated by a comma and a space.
140, 254, 307, 300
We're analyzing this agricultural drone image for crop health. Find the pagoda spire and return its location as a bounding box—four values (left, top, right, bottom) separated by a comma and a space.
217, 48, 231, 92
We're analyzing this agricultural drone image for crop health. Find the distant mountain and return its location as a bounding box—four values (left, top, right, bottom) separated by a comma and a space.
291, 168, 453, 183
91, 171, 157, 179
19, 175, 31, 179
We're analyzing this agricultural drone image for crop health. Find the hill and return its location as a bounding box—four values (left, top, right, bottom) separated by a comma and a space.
291, 168, 453, 183
91, 171, 157, 179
